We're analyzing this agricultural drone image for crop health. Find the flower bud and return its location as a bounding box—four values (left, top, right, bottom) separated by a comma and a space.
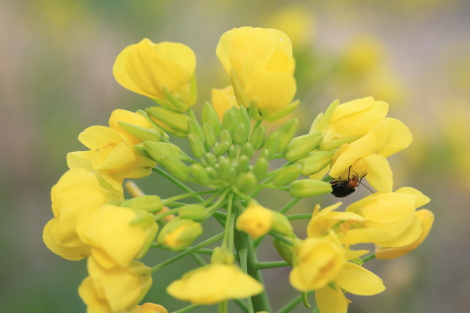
241, 142, 254, 159
157, 218, 203, 250
236, 155, 250, 174
270, 164, 302, 187
121, 195, 163, 213
118, 121, 162, 143
188, 133, 206, 159
189, 163, 210, 186
276, 118, 299, 153
271, 211, 293, 236
274, 238, 295, 266
285, 132, 324, 161
211, 247, 235, 264
249, 125, 266, 150
235, 172, 257, 194
264, 99, 300, 122
236, 201, 273, 238
178, 204, 207, 221
145, 106, 190, 137
289, 179, 332, 198
137, 142, 182, 163
222, 108, 237, 135
203, 123, 217, 148
162, 87, 190, 112
234, 123, 249, 145
202, 102, 222, 136
188, 119, 205, 144
252, 157, 268, 180
309, 99, 339, 133
218, 156, 236, 181
263, 131, 279, 159
299, 151, 334, 176
213, 141, 231, 157
160, 158, 190, 182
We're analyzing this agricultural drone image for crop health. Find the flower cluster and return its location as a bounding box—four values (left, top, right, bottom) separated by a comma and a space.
44, 27, 434, 313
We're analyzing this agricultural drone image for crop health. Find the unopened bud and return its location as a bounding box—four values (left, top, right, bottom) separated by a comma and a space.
289, 179, 332, 198
163, 87, 190, 112
189, 163, 209, 186
264, 99, 299, 122
241, 142, 254, 159
178, 204, 207, 221
270, 164, 302, 187
213, 141, 231, 156
160, 157, 190, 182
203, 123, 217, 148
236, 155, 250, 174
234, 123, 249, 145
188, 133, 206, 159
235, 172, 257, 194
218, 156, 236, 181
236, 201, 273, 238
137, 141, 182, 163
271, 211, 293, 236
121, 195, 163, 213
222, 108, 237, 135
157, 218, 203, 250
188, 119, 205, 144
249, 125, 266, 149
274, 238, 295, 266
277, 119, 299, 153
309, 99, 339, 133
252, 157, 268, 180
118, 121, 162, 143
145, 106, 190, 137
285, 132, 324, 161
299, 151, 334, 176
202, 102, 221, 136
211, 247, 235, 264
263, 131, 279, 159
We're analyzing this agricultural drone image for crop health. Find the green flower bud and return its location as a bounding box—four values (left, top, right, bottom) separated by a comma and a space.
157, 218, 203, 250
264, 99, 299, 122
204, 152, 217, 166
270, 164, 303, 187
205, 166, 217, 180
137, 141, 182, 163
271, 211, 293, 236
274, 238, 295, 266
263, 131, 279, 160
249, 125, 266, 150
211, 247, 235, 264
220, 129, 232, 145
234, 123, 249, 145
118, 121, 162, 142
145, 106, 190, 137
235, 172, 257, 194
285, 132, 324, 161
236, 155, 250, 174
310, 99, 339, 134
202, 102, 221, 136
319, 135, 361, 151
259, 148, 270, 160
178, 204, 207, 221
213, 141, 231, 157
188, 133, 206, 159
299, 151, 334, 176
218, 156, 235, 181
289, 179, 332, 198
252, 157, 268, 180
203, 123, 217, 148
222, 108, 237, 135
189, 163, 209, 186
277, 118, 299, 153
188, 119, 205, 144
241, 142, 254, 159
160, 157, 190, 182
121, 195, 163, 213
163, 86, 190, 112
228, 145, 239, 159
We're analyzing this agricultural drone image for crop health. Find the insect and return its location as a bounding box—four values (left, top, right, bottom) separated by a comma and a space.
329, 167, 367, 198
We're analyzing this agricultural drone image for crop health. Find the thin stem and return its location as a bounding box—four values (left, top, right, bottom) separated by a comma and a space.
171, 304, 200, 313
152, 232, 224, 272
255, 261, 289, 270
222, 193, 235, 250
269, 231, 295, 246
152, 244, 214, 255
207, 188, 231, 215
279, 198, 301, 214
154, 207, 180, 221
162, 189, 215, 205
361, 253, 376, 263
276, 291, 313, 313
286, 214, 312, 221
218, 301, 228, 313
152, 167, 205, 202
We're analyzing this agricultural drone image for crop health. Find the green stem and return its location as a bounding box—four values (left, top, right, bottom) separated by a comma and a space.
162, 190, 215, 205
361, 253, 376, 263
276, 291, 313, 313
152, 244, 214, 255
269, 231, 295, 246
171, 304, 200, 313
207, 188, 231, 215
152, 167, 205, 202
152, 232, 224, 272
279, 198, 301, 214
222, 193, 236, 250
154, 207, 180, 221
218, 301, 228, 313
255, 261, 289, 270
286, 214, 312, 221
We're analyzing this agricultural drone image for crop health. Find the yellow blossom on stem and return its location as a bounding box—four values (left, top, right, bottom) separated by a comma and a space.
167, 264, 263, 305
79, 204, 158, 269
236, 201, 274, 238
108, 109, 161, 145
67, 125, 156, 191
216, 27, 296, 118
113, 39, 196, 108
79, 257, 152, 313
43, 169, 120, 260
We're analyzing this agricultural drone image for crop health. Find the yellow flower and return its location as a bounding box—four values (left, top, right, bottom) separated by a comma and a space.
236, 201, 274, 238
157, 218, 203, 250
113, 39, 196, 106
167, 264, 263, 305
79, 258, 152, 313
108, 109, 159, 145
79, 204, 158, 268
329, 117, 412, 192
289, 234, 346, 291
43, 169, 120, 260
216, 27, 296, 116
211, 86, 239, 120
67, 125, 156, 191
315, 262, 385, 313
375, 208, 434, 260
131, 303, 168, 313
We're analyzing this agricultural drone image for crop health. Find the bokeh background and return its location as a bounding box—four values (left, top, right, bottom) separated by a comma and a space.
1, 0, 470, 312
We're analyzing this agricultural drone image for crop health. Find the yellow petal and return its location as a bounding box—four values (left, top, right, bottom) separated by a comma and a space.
315, 285, 349, 313
78, 126, 123, 149
377, 118, 412, 157
395, 187, 430, 208
363, 154, 393, 192
211, 86, 239, 120
43, 218, 90, 260
335, 262, 385, 296
375, 214, 422, 247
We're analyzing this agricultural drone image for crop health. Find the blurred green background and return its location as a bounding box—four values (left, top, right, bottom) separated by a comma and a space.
2, 0, 470, 312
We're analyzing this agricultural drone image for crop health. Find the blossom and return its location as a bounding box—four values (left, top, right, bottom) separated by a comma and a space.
157, 218, 203, 250
113, 39, 196, 106
329, 117, 412, 192
216, 27, 296, 116
167, 264, 263, 304
236, 201, 274, 238
43, 169, 120, 260
108, 109, 160, 145
67, 125, 156, 191
211, 86, 239, 120
79, 258, 152, 313
79, 204, 158, 269
130, 303, 168, 313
